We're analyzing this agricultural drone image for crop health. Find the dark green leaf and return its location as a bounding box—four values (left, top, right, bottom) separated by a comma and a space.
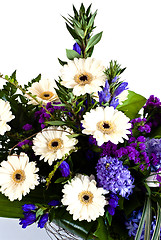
94, 217, 111, 240
144, 197, 152, 240
85, 32, 103, 52
74, 25, 84, 38
150, 125, 161, 138
58, 58, 67, 66
151, 203, 161, 240
66, 23, 78, 39
66, 49, 81, 60
117, 91, 147, 119
87, 10, 97, 29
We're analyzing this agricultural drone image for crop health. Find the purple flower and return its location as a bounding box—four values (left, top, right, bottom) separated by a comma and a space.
110, 97, 119, 109
23, 124, 32, 131
98, 80, 111, 105
113, 82, 128, 97
19, 212, 36, 228
38, 213, 49, 228
22, 204, 37, 212
96, 156, 134, 198
107, 193, 119, 216
48, 200, 60, 206
73, 42, 81, 55
59, 161, 70, 177
17, 140, 32, 147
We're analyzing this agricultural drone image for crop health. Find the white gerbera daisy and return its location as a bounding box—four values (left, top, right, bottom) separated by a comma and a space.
26, 78, 59, 105
60, 57, 106, 96
32, 126, 78, 165
81, 106, 131, 146
61, 174, 107, 222
0, 153, 39, 201
0, 99, 15, 135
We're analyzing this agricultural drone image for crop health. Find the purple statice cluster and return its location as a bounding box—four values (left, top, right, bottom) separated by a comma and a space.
19, 200, 59, 228
130, 117, 151, 134
145, 138, 161, 171
96, 156, 134, 198
117, 135, 150, 170
35, 102, 64, 129
22, 124, 33, 131
17, 139, 32, 148
144, 95, 161, 128
107, 193, 119, 216
98, 78, 128, 109
125, 210, 161, 239
100, 141, 118, 158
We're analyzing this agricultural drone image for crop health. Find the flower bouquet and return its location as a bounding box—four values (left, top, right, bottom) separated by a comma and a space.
0, 3, 161, 240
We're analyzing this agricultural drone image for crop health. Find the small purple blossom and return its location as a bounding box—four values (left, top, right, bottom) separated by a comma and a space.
48, 200, 60, 206
22, 204, 37, 212
73, 43, 81, 55
59, 161, 70, 177
23, 124, 32, 131
19, 212, 36, 228
98, 80, 111, 105
96, 156, 134, 198
18, 140, 32, 147
113, 82, 128, 97
107, 193, 119, 216
38, 213, 49, 228
110, 97, 119, 109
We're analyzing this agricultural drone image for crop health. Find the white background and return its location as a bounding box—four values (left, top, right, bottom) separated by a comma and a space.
0, 0, 161, 239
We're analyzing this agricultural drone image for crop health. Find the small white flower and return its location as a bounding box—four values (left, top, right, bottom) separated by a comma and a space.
0, 153, 39, 201
61, 174, 107, 222
81, 106, 131, 146
146, 172, 161, 187
26, 78, 59, 105
32, 126, 78, 165
0, 99, 15, 135
60, 57, 106, 96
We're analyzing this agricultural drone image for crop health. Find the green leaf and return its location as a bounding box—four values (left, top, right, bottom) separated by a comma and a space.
135, 197, 149, 240
66, 133, 80, 139
94, 217, 111, 240
46, 120, 66, 126
66, 49, 81, 60
144, 197, 152, 240
87, 10, 97, 29
0, 186, 45, 218
151, 203, 161, 240
117, 90, 147, 119
150, 125, 161, 138
58, 58, 67, 66
85, 32, 103, 52
74, 25, 84, 38
66, 23, 78, 39
52, 207, 97, 239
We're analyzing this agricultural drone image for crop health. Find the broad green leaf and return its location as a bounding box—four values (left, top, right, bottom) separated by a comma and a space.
144, 197, 152, 240
66, 49, 81, 60
52, 207, 97, 239
85, 32, 103, 52
0, 186, 45, 218
151, 203, 161, 240
93, 217, 111, 240
117, 90, 147, 119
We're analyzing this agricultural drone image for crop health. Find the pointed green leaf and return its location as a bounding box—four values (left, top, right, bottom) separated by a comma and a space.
87, 10, 97, 29
93, 217, 111, 240
66, 23, 78, 39
151, 203, 161, 240
86, 4, 92, 16
85, 32, 102, 52
74, 25, 84, 38
117, 90, 147, 119
144, 197, 152, 240
66, 49, 81, 60
46, 121, 66, 126
58, 58, 67, 66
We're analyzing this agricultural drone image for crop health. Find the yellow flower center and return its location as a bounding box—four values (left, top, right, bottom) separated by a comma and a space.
11, 169, 26, 183
74, 72, 93, 86
78, 191, 94, 205
48, 138, 63, 151
39, 91, 54, 100
97, 121, 114, 134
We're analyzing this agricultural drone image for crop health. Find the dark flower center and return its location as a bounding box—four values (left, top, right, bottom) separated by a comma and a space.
52, 141, 58, 147
15, 173, 22, 180
43, 93, 50, 97
83, 195, 89, 201
79, 75, 88, 81
103, 123, 110, 129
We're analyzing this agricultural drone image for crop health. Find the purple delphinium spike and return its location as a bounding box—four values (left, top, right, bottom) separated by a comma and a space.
59, 161, 70, 177
113, 82, 128, 97
98, 80, 111, 105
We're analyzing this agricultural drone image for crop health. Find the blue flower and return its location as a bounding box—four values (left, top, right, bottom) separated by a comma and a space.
38, 213, 49, 228
98, 80, 111, 105
19, 212, 36, 228
22, 204, 37, 212
113, 82, 128, 97
73, 43, 81, 55
59, 161, 70, 177
48, 200, 60, 206
110, 97, 119, 109
96, 156, 134, 198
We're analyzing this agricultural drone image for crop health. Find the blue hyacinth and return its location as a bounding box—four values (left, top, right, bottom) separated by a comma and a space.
96, 156, 134, 198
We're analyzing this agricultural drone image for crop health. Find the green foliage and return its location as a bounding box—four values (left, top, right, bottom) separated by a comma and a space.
63, 4, 102, 59
117, 91, 147, 119
104, 60, 126, 82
